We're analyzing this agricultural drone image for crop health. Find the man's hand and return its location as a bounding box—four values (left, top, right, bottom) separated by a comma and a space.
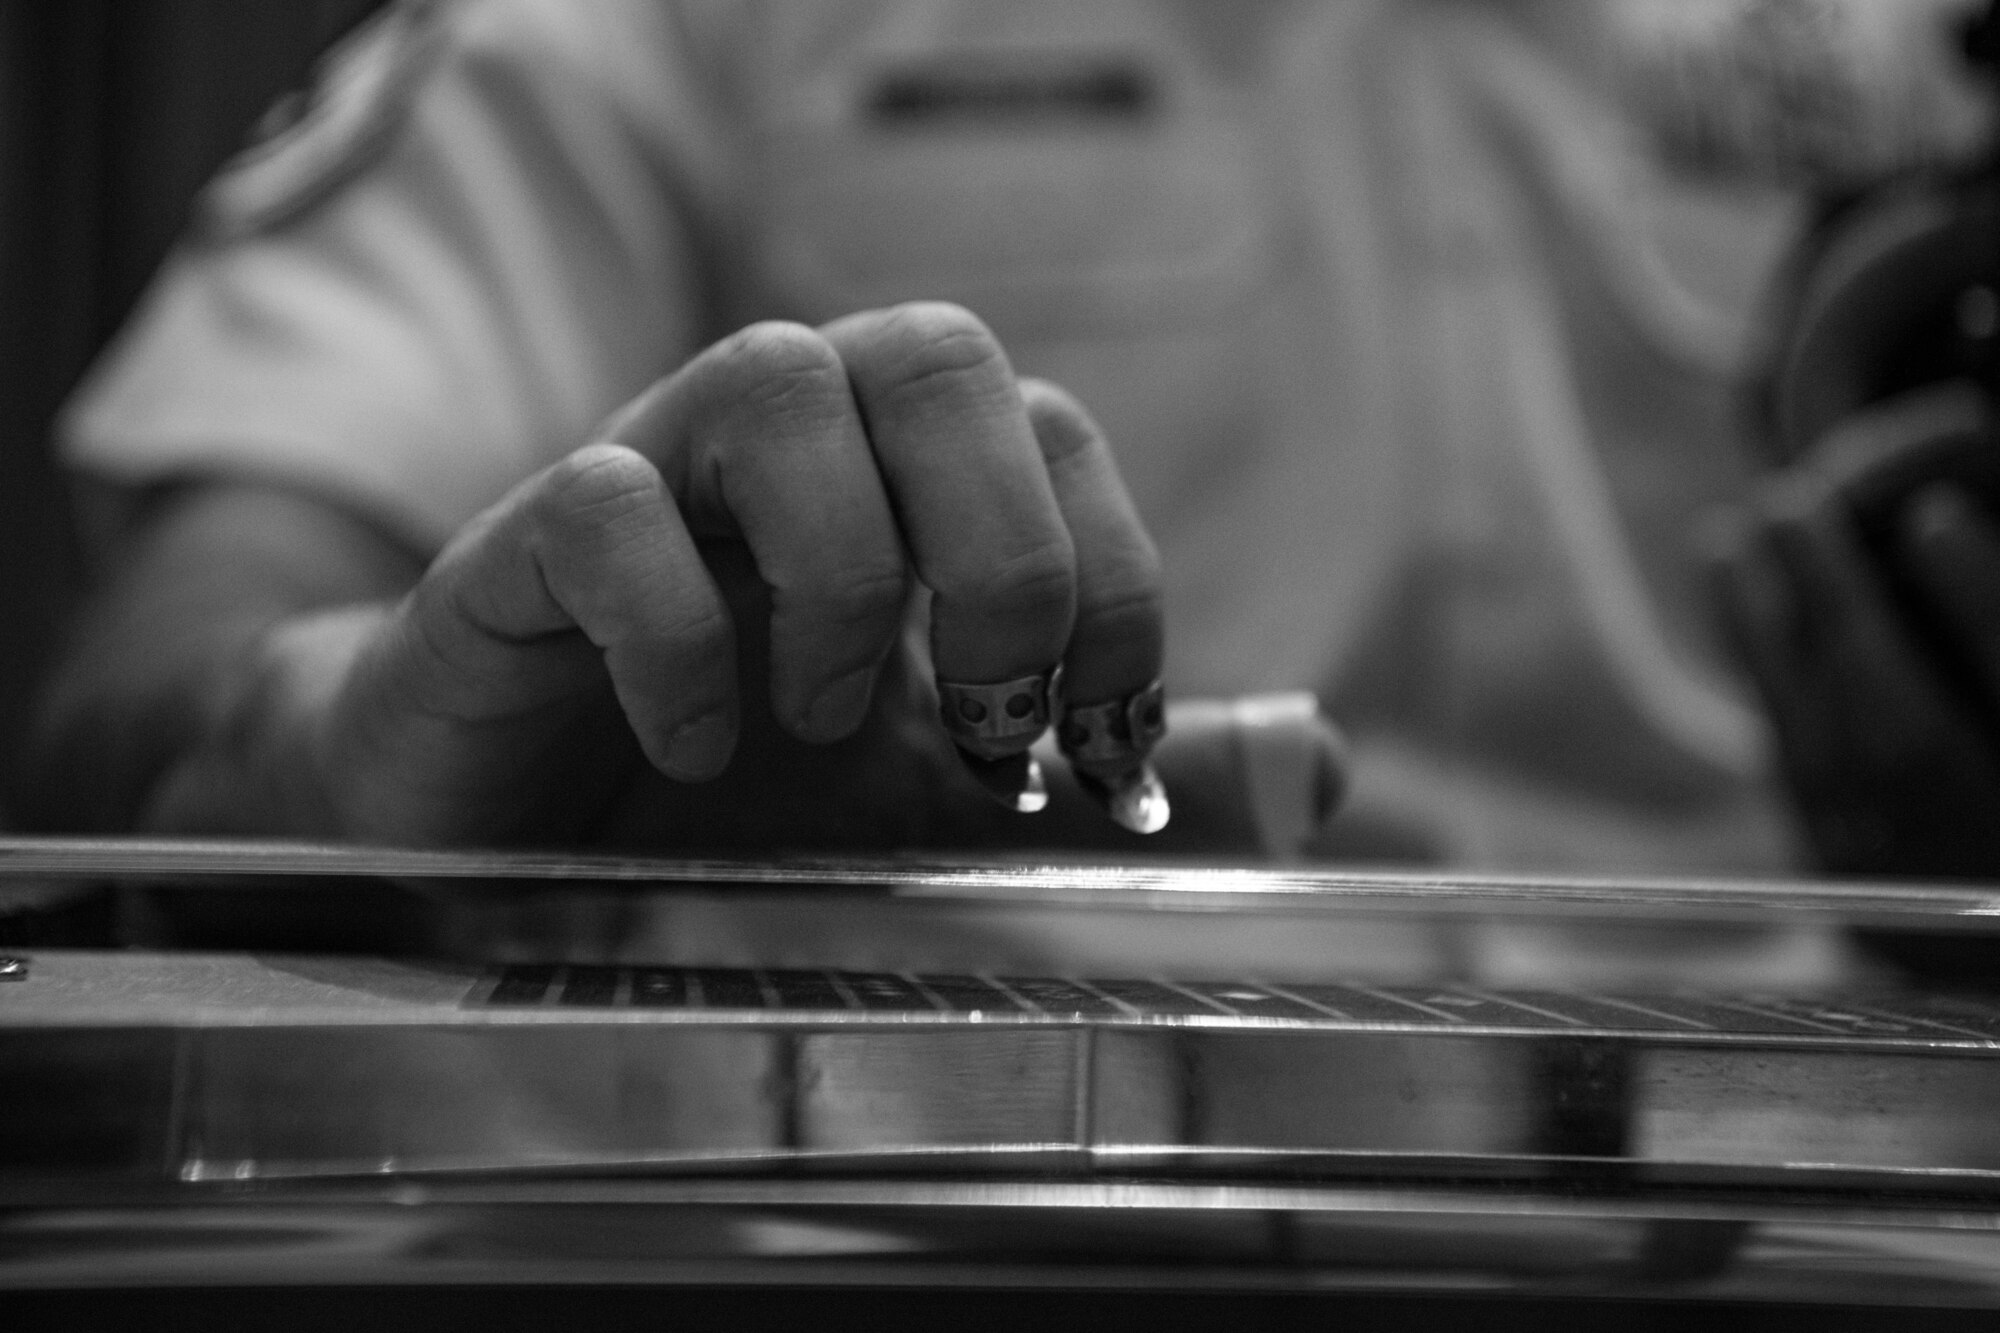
1713, 383, 2000, 877
48, 303, 1340, 853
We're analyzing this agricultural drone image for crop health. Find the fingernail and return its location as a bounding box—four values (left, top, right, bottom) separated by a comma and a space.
800, 667, 875, 742
662, 711, 734, 780
959, 749, 1049, 813
1078, 763, 1171, 835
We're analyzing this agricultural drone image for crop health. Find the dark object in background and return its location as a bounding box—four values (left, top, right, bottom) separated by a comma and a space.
0, 1, 383, 942
0, 0, 384, 816
1747, 0, 2000, 983
1754, 0, 2000, 712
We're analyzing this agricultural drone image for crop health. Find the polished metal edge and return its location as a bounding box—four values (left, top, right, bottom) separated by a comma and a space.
6, 835, 2000, 924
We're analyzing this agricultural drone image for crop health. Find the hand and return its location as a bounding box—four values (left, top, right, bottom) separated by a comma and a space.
1712, 383, 2000, 878
165, 303, 1340, 853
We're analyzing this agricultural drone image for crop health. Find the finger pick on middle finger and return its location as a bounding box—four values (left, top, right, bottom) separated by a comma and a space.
1020, 379, 1170, 832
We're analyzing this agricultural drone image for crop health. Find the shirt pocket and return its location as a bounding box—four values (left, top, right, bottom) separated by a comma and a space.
749, 62, 1283, 339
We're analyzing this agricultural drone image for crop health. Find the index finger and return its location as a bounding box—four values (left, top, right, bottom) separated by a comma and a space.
602, 323, 913, 743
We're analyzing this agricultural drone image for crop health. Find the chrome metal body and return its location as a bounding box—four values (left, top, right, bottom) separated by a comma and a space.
9, 835, 2000, 926
10, 838, 2000, 1313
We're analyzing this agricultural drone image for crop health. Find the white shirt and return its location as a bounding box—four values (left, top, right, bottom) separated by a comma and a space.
64, 0, 1808, 873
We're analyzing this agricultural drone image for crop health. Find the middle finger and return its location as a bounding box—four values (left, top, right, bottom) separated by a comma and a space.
820, 303, 1078, 689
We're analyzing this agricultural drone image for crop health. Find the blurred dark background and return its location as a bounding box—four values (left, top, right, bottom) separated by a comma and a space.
0, 0, 381, 815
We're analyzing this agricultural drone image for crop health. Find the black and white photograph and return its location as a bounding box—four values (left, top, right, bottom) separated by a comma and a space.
5, 1, 2000, 1327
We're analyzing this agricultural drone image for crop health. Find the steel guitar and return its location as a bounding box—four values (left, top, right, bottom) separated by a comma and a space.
10, 839, 2000, 1327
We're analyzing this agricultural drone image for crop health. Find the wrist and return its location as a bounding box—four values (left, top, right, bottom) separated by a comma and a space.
141, 604, 390, 837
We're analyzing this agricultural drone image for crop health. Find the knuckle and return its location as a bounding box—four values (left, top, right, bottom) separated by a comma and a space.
868, 302, 1009, 404
709, 321, 848, 416
1080, 575, 1165, 643
534, 443, 662, 531
948, 537, 1076, 623
1020, 379, 1101, 466
807, 559, 911, 630
658, 596, 735, 655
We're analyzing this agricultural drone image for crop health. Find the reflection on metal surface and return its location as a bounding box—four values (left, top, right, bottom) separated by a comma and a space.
9, 1181, 2000, 1306
10, 987, 2000, 1309
8, 842, 2000, 1308
7, 834, 2000, 926
11, 954, 2000, 1193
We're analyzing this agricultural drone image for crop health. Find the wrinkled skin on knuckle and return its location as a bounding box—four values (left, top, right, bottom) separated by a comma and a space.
523, 449, 663, 618
867, 302, 1012, 411
402, 471, 608, 657
940, 535, 1077, 629
707, 321, 851, 423
695, 324, 862, 522
533, 443, 663, 537
1081, 574, 1166, 645
526, 446, 733, 665
646, 595, 736, 670
787, 558, 911, 635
